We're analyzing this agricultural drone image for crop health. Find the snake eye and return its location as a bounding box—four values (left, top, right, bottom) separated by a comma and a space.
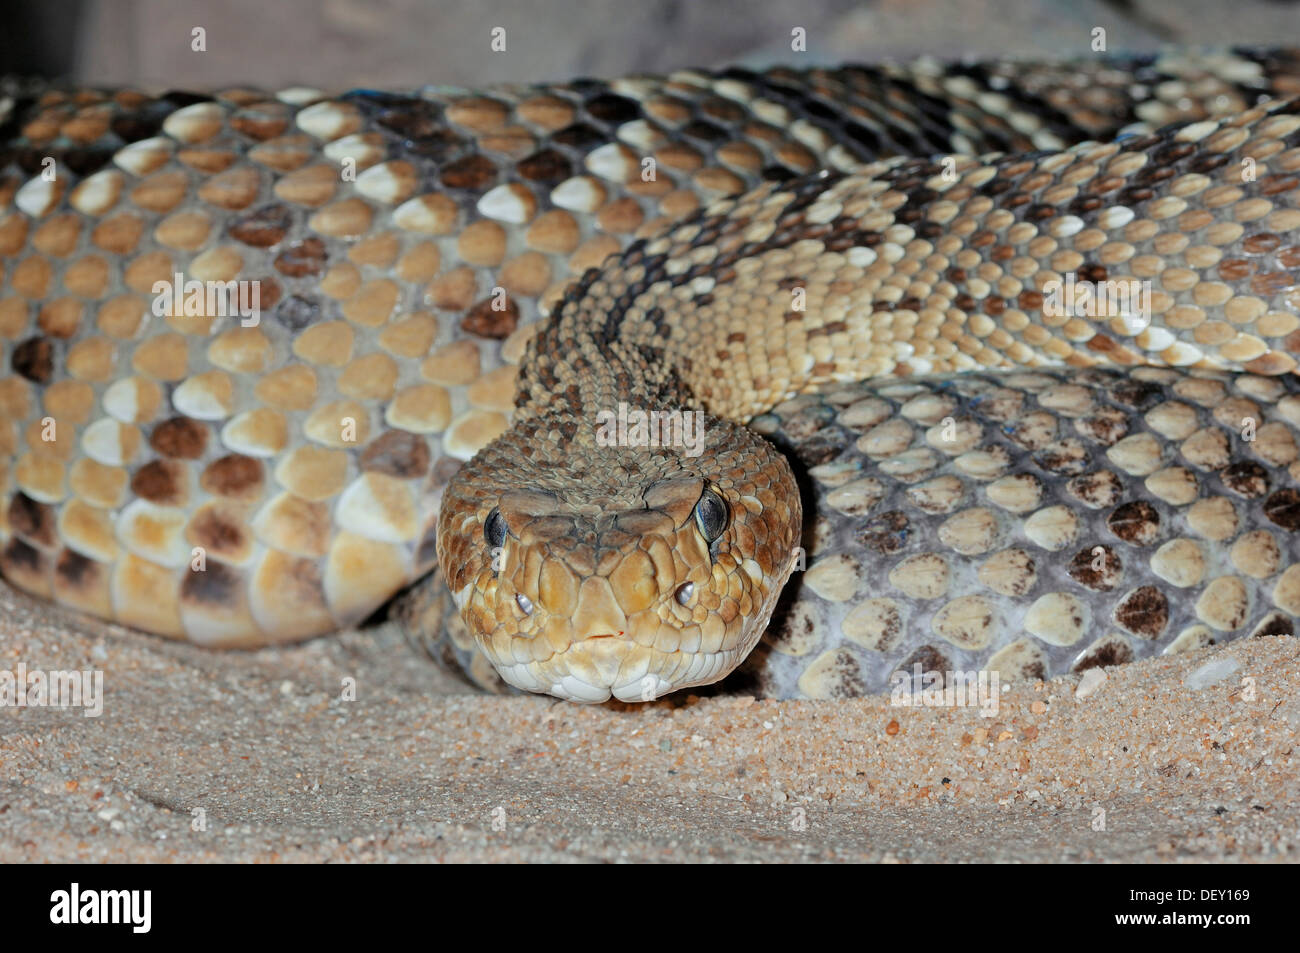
484, 507, 507, 550
693, 488, 729, 543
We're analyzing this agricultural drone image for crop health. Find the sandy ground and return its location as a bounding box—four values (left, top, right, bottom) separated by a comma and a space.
2, 581, 1297, 863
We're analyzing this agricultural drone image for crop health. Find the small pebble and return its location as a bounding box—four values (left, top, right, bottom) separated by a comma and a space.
1184, 657, 1241, 689
1075, 669, 1108, 700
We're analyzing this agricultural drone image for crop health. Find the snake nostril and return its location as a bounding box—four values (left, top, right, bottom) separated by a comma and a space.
674, 582, 694, 606
516, 593, 534, 616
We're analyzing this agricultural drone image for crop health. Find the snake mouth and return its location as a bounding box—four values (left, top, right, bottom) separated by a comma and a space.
484, 629, 747, 704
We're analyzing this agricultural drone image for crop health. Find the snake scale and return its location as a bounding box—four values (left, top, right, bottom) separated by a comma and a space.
2, 50, 1300, 702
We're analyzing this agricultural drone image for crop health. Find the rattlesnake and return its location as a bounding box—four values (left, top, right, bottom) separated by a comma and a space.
2, 50, 1299, 702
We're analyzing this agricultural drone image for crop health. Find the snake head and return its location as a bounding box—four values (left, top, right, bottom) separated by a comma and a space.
436, 417, 801, 702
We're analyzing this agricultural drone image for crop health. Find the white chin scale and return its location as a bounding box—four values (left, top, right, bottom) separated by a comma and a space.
494, 650, 738, 704
498, 668, 676, 704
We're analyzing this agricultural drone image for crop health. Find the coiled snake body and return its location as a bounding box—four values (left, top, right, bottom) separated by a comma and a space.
2, 50, 1300, 701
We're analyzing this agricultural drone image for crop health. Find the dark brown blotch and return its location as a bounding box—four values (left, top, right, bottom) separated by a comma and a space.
180, 559, 244, 607
186, 504, 251, 560
855, 510, 909, 555
1241, 232, 1282, 255
789, 427, 849, 466
150, 416, 209, 459
440, 154, 497, 191
1109, 378, 1163, 409
1068, 545, 1122, 591
276, 554, 328, 607
1219, 461, 1269, 499
1263, 488, 1300, 530
228, 204, 292, 247
131, 458, 190, 505
1018, 289, 1045, 311
1107, 500, 1160, 545
1, 537, 46, 577
1033, 438, 1089, 475
811, 649, 868, 700
54, 548, 103, 591
1113, 585, 1168, 638
515, 148, 572, 183
1074, 409, 1128, 446
1218, 258, 1253, 281
1250, 271, 1295, 296
200, 454, 264, 500
1187, 153, 1230, 175
8, 492, 57, 547
1152, 141, 1196, 166
893, 644, 952, 682
11, 336, 54, 383
461, 296, 519, 338
230, 105, 289, 141
1258, 175, 1299, 198
551, 123, 605, 150
274, 237, 328, 278
1072, 634, 1134, 673
1067, 470, 1123, 509
1251, 612, 1294, 638
360, 430, 432, 479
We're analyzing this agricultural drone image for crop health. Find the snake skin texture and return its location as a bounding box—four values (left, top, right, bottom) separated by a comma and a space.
1, 51, 1298, 700
743, 367, 1300, 698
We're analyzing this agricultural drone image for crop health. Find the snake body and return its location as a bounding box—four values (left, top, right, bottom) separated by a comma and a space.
2, 51, 1299, 701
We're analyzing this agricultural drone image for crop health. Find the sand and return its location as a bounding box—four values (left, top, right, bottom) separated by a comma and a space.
2, 581, 1296, 863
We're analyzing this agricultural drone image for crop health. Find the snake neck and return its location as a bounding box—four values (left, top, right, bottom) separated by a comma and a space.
512, 312, 700, 455
514, 171, 877, 448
